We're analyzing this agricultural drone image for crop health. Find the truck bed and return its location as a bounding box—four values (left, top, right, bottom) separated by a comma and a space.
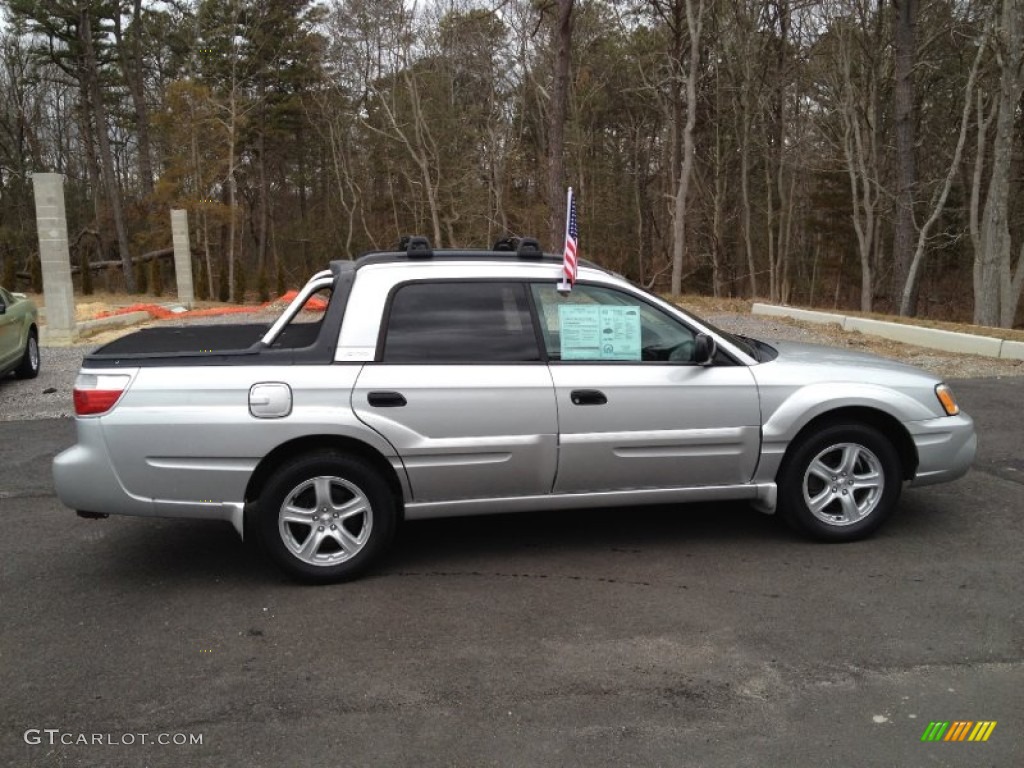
83, 321, 328, 368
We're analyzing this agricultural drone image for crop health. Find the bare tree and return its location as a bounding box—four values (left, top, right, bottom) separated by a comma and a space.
815, 0, 884, 311
973, 0, 1024, 327
891, 0, 917, 313
899, 13, 991, 316
669, 0, 704, 296
79, 9, 135, 291
546, 0, 574, 251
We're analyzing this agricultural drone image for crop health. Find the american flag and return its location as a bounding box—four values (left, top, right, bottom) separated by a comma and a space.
562, 187, 578, 285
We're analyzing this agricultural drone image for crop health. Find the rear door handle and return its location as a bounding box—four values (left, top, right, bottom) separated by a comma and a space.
570, 389, 607, 406
368, 391, 407, 408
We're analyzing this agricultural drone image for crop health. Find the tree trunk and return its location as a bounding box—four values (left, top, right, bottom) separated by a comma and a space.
226, 92, 238, 301
892, 0, 917, 314
995, 0, 1024, 328
257, 123, 268, 273
974, 0, 1023, 327
77, 82, 108, 261
80, 10, 135, 292
297, 126, 310, 265
546, 0, 574, 251
900, 19, 988, 316
739, 103, 756, 297
670, 0, 703, 296
113, 0, 154, 197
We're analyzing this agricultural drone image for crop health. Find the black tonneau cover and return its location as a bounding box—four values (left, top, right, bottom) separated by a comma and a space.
81, 261, 356, 369
81, 321, 325, 368
91, 323, 272, 356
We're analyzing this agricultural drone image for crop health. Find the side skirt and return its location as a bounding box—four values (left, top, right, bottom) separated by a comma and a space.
404, 482, 778, 521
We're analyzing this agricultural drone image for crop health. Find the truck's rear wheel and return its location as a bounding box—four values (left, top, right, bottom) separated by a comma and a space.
257, 451, 396, 583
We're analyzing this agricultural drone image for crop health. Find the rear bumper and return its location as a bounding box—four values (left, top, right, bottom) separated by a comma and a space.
53, 419, 154, 517
907, 412, 977, 487
53, 418, 242, 533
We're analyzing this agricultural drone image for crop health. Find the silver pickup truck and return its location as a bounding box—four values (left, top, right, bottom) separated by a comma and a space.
54, 238, 976, 582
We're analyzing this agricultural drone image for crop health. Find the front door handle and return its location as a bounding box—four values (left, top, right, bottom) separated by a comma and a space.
368, 391, 407, 408
570, 389, 607, 406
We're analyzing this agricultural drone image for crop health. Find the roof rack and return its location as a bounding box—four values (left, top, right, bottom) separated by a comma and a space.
492, 236, 543, 258
353, 234, 599, 269
515, 237, 543, 258
396, 235, 433, 258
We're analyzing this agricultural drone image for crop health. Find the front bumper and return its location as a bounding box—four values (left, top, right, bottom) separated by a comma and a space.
907, 412, 977, 487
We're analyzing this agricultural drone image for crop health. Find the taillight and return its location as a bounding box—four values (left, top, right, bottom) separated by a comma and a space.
73, 373, 130, 416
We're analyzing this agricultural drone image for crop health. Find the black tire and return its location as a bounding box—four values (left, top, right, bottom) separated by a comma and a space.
777, 422, 902, 542
256, 451, 397, 583
14, 329, 40, 380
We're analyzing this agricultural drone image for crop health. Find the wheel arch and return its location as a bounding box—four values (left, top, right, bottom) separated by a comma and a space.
22, 321, 38, 348
780, 406, 918, 481
244, 435, 406, 513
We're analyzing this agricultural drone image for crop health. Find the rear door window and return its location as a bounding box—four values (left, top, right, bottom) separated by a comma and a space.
381, 282, 541, 363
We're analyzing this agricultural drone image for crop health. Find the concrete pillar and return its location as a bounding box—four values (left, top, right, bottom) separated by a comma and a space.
31, 172, 77, 344
171, 209, 195, 309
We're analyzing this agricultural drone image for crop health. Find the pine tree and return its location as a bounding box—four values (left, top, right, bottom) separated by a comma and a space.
6, 0, 138, 291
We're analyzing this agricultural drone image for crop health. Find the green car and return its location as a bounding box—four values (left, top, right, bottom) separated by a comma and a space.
0, 286, 40, 380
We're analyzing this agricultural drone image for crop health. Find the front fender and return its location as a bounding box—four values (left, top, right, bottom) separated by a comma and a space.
753, 382, 937, 483
761, 382, 937, 443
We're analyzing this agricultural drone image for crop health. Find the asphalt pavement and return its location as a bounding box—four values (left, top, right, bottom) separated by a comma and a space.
0, 378, 1021, 767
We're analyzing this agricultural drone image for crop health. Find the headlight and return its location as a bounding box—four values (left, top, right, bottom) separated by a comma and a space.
935, 383, 960, 416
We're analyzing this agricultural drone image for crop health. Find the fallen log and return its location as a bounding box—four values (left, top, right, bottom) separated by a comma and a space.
15, 247, 188, 280
84, 247, 176, 271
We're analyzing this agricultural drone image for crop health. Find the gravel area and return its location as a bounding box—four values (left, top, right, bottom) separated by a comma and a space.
1, 309, 1020, 423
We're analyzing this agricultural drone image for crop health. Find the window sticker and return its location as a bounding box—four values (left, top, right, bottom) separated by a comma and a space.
559, 304, 641, 361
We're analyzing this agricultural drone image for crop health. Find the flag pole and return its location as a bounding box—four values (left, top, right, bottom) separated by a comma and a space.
557, 186, 574, 294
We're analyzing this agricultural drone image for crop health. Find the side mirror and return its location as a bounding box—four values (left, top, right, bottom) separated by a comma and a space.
694, 333, 716, 366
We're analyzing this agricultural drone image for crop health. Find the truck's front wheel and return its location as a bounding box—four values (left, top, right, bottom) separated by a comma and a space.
257, 451, 396, 583
777, 422, 902, 541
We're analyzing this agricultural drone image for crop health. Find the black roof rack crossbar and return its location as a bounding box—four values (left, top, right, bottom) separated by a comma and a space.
403, 235, 432, 258
516, 237, 542, 258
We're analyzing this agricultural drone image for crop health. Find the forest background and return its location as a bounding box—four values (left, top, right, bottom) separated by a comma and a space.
0, 0, 1021, 327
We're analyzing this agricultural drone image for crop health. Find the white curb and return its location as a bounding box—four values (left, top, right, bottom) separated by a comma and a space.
752, 304, 1020, 360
